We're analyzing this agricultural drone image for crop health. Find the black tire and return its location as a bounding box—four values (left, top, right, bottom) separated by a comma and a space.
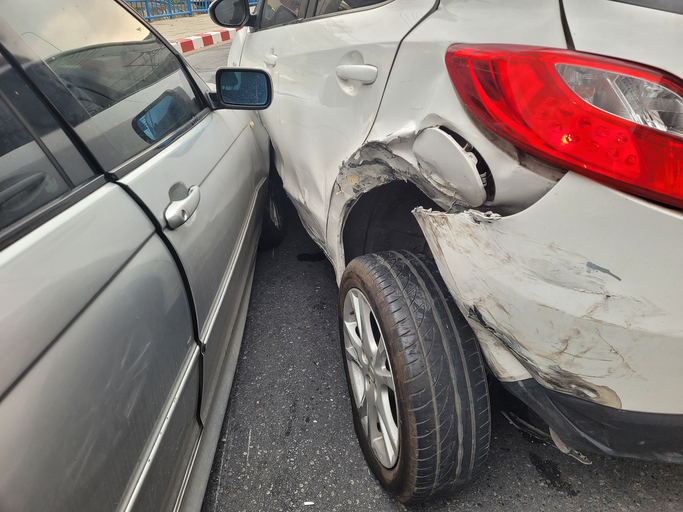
338, 250, 490, 503
258, 186, 286, 249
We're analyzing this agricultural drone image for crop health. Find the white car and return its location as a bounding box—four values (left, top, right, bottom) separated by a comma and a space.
211, 0, 683, 504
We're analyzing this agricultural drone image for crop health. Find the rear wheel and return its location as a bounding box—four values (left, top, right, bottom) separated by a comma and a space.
339, 250, 490, 503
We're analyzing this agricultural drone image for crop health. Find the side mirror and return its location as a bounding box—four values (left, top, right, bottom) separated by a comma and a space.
215, 68, 272, 110
209, 0, 252, 27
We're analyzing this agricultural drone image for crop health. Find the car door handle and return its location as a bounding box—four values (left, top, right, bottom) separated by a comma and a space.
165, 185, 200, 229
264, 54, 278, 67
335, 64, 378, 85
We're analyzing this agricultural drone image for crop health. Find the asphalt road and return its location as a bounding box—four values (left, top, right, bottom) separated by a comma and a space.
185, 42, 232, 85
187, 47, 683, 512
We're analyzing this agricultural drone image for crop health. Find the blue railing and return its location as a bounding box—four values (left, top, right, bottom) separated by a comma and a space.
127, 0, 257, 21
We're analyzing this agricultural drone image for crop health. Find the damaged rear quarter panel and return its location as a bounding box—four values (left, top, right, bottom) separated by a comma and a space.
414, 172, 683, 414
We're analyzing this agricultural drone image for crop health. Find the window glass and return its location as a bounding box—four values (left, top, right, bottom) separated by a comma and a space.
0, 58, 94, 186
261, 0, 303, 28
0, 0, 203, 170
314, 0, 385, 16
0, 96, 70, 232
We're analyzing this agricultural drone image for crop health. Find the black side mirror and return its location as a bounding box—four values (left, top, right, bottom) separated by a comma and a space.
214, 68, 272, 110
209, 0, 252, 27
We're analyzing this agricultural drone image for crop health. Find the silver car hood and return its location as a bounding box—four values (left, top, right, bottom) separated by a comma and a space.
563, 0, 683, 78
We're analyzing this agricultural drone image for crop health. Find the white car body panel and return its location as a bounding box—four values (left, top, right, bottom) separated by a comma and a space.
228, 26, 249, 67
325, 0, 571, 278
415, 172, 683, 414
564, 0, 683, 78
239, 0, 437, 246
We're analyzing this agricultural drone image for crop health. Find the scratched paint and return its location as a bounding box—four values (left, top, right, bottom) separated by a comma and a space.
413, 172, 683, 414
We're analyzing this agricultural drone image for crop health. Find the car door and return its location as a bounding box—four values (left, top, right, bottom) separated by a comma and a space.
238, 0, 308, 192
1, 0, 269, 429
0, 44, 200, 512
0, 0, 269, 510
240, 0, 436, 245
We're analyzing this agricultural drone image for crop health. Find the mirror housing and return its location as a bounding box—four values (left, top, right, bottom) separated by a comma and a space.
209, 0, 254, 28
214, 68, 272, 110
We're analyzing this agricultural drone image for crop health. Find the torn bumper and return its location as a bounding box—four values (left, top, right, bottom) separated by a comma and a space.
504, 378, 683, 462
414, 172, 683, 417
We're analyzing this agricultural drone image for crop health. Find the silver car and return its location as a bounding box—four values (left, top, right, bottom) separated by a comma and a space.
0, 1, 279, 510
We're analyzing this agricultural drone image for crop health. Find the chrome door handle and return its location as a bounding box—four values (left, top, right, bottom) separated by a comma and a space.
165, 185, 200, 229
264, 54, 278, 67
335, 64, 378, 85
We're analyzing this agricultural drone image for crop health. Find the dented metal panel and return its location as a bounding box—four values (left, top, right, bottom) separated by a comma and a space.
414, 172, 683, 414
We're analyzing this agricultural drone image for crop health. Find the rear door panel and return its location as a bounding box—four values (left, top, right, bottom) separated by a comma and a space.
240, 0, 436, 244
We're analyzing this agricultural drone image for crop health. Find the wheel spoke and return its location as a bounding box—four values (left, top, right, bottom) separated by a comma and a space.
343, 319, 364, 368
366, 382, 378, 443
357, 300, 377, 363
376, 391, 399, 460
350, 291, 364, 339
374, 368, 394, 390
344, 343, 360, 366
357, 388, 368, 425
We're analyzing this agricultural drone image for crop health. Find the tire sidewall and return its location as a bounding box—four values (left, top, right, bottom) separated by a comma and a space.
338, 263, 417, 501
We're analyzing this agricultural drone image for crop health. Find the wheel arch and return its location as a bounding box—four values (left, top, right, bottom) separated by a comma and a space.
328, 141, 451, 281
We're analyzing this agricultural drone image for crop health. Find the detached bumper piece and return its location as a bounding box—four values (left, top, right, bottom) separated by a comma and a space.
504, 379, 683, 463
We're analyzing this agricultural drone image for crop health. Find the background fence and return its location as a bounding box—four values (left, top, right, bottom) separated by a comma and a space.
126, 0, 258, 21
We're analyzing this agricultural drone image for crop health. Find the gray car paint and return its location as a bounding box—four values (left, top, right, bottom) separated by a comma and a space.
0, 1, 270, 510
0, 187, 197, 511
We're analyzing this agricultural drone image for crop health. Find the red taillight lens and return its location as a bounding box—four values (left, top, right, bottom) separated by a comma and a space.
445, 45, 683, 209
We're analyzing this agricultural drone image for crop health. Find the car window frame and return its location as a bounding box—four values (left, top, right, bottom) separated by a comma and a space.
90, 0, 216, 178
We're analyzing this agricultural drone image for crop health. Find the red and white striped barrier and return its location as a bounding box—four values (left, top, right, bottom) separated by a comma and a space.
171, 28, 237, 54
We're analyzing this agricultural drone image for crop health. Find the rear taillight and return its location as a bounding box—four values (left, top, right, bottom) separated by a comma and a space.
445, 45, 683, 209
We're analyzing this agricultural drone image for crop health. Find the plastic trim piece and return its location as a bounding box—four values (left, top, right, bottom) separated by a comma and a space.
503, 379, 683, 463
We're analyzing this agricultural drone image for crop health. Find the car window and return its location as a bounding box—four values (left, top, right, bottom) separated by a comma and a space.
1, 0, 203, 171
0, 56, 95, 188
313, 0, 386, 16
261, 0, 304, 28
0, 94, 70, 232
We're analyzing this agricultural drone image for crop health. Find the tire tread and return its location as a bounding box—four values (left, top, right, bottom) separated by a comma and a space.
339, 250, 491, 504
